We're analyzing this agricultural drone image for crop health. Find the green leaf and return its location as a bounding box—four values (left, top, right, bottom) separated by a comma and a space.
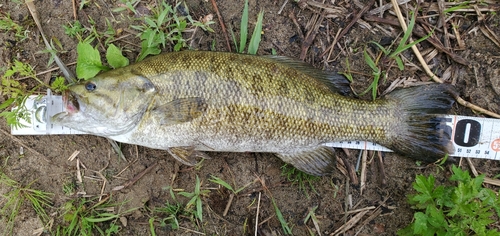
450, 165, 470, 182
0, 98, 15, 110
209, 175, 235, 193
196, 197, 202, 221
106, 44, 129, 69
248, 10, 264, 55
173, 42, 182, 51
395, 57, 404, 71
76, 41, 109, 79
239, 0, 249, 53
426, 205, 446, 228
413, 212, 429, 234
145, 17, 157, 28
50, 76, 68, 92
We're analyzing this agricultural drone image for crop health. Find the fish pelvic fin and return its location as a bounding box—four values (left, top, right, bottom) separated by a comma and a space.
382, 84, 457, 162
275, 146, 336, 176
168, 147, 211, 166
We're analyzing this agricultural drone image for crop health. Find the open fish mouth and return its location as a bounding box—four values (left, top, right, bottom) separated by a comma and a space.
63, 90, 80, 114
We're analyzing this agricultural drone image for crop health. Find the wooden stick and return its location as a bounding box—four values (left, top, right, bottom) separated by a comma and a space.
455, 97, 500, 118
254, 192, 261, 236
210, 0, 231, 52
360, 150, 367, 195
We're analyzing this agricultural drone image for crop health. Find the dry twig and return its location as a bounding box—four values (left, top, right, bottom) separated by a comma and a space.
360, 150, 367, 195
210, 0, 231, 52
331, 209, 370, 235
465, 158, 500, 187
254, 192, 261, 236
112, 163, 158, 191
322, 0, 376, 61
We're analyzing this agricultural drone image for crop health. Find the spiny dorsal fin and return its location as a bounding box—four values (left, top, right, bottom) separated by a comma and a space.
152, 97, 208, 126
168, 147, 211, 166
275, 146, 336, 176
264, 55, 352, 95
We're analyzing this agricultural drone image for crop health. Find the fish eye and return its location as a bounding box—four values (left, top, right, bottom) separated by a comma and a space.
85, 82, 97, 91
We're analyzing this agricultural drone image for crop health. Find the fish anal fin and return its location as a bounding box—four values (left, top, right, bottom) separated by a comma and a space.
275, 146, 336, 176
153, 97, 208, 125
168, 147, 211, 166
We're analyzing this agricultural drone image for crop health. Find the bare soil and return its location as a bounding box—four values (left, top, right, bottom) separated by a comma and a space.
1, 0, 499, 235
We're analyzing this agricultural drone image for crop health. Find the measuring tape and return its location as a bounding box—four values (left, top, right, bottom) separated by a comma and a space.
11, 94, 500, 160
326, 115, 500, 160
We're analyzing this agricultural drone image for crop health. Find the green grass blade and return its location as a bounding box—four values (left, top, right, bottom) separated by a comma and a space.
84, 213, 119, 223
272, 198, 292, 234
394, 11, 416, 55
444, 1, 470, 13
370, 41, 389, 55
230, 28, 238, 52
149, 218, 156, 236
389, 11, 432, 58
239, 0, 249, 53
248, 10, 264, 55
209, 175, 235, 193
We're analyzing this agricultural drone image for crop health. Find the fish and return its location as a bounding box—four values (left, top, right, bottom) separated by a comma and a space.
51, 50, 456, 176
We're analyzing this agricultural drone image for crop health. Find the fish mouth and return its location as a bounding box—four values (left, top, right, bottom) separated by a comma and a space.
63, 90, 80, 114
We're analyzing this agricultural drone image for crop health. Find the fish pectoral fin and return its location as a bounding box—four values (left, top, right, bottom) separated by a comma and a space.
275, 146, 336, 176
168, 146, 211, 166
153, 97, 208, 125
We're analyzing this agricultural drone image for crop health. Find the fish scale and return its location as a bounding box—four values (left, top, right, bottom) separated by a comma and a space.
51, 50, 456, 175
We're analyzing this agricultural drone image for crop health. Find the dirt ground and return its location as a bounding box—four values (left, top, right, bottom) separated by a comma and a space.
1, 0, 500, 235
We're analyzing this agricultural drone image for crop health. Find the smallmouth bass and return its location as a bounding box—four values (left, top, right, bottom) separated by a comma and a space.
52, 51, 456, 175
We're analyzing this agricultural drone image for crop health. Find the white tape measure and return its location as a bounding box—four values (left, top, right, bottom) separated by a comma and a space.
11, 92, 500, 160
11, 90, 86, 135
326, 115, 500, 160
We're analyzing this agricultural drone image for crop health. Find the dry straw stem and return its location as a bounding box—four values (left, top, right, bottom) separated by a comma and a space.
340, 149, 359, 184
359, 150, 367, 195
390, 0, 500, 118
465, 158, 500, 187
321, 0, 376, 61
475, 5, 500, 49
254, 192, 261, 236
71, 0, 77, 20
26, 0, 75, 83
331, 209, 370, 235
210, 0, 231, 52
112, 163, 158, 191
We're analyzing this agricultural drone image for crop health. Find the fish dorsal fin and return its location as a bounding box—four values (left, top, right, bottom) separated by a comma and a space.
264, 55, 352, 95
152, 97, 208, 125
168, 146, 211, 166
275, 146, 336, 176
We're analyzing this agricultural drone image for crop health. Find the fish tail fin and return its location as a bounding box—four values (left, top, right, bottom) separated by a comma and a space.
381, 84, 457, 162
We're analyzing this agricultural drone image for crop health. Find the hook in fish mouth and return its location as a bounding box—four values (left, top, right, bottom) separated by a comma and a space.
63, 90, 80, 114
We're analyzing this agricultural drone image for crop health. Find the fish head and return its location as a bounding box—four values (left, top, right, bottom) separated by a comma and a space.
51, 70, 156, 136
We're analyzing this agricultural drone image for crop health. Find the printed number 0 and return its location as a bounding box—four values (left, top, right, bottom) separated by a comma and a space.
454, 119, 481, 147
